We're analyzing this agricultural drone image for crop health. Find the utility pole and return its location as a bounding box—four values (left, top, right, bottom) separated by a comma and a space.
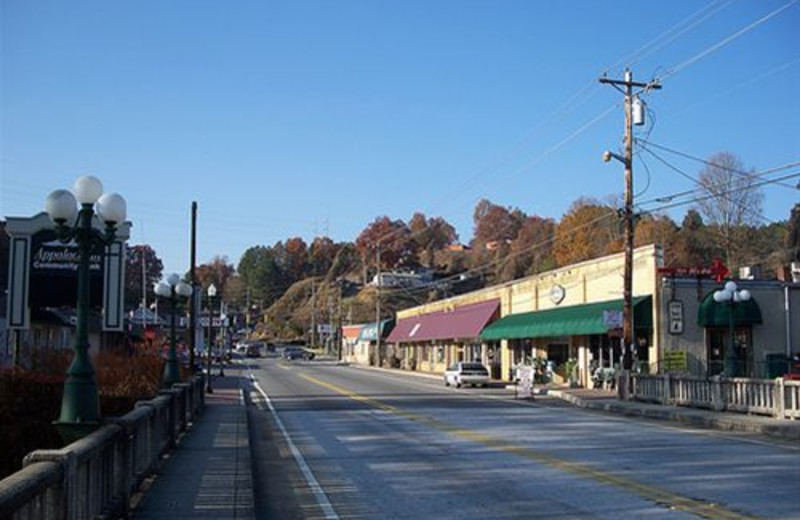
141, 246, 147, 324
189, 201, 197, 371
310, 278, 316, 349
337, 280, 343, 362
375, 243, 381, 367
327, 290, 334, 356
599, 69, 661, 370
245, 286, 251, 333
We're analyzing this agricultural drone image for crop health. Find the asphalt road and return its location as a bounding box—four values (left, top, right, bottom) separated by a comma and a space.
244, 356, 800, 520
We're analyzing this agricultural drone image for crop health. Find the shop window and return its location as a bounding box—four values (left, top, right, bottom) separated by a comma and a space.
437, 346, 445, 363
706, 327, 753, 377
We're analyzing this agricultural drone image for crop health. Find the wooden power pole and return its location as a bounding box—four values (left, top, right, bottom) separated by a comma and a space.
599, 69, 661, 370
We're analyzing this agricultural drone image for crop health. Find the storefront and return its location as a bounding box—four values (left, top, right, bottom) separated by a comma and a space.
354, 319, 394, 367
384, 244, 663, 384
659, 276, 797, 378
481, 296, 653, 386
386, 299, 500, 375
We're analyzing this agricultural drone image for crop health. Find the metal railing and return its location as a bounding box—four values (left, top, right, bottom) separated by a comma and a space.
625, 373, 800, 420
0, 376, 205, 520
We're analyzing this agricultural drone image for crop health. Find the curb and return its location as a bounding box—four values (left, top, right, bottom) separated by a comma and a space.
549, 390, 800, 442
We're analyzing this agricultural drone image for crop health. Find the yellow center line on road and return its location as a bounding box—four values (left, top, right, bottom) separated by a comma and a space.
299, 373, 761, 520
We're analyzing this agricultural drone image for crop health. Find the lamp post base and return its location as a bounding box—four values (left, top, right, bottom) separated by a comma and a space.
163, 359, 180, 387
53, 420, 101, 445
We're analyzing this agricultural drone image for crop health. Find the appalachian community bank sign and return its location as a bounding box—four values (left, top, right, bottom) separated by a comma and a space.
5, 212, 130, 331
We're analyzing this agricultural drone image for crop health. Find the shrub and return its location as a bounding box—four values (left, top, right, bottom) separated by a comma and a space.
0, 347, 166, 479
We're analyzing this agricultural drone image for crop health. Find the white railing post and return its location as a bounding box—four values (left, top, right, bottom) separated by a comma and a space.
711, 376, 724, 412
774, 377, 786, 419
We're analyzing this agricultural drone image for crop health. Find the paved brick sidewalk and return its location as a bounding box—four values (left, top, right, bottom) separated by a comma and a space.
132, 368, 255, 519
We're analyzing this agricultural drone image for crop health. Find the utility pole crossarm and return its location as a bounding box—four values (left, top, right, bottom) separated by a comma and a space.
599, 76, 662, 90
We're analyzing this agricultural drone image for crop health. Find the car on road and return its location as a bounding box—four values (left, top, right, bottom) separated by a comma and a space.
443, 362, 490, 388
246, 342, 264, 358
282, 346, 315, 361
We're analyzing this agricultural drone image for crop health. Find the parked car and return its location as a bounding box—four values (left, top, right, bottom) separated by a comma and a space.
282, 346, 315, 361
443, 362, 489, 388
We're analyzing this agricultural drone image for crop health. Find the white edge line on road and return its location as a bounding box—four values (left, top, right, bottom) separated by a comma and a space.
249, 374, 340, 520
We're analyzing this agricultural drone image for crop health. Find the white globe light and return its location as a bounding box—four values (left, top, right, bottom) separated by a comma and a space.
724, 281, 737, 293
166, 273, 181, 286
714, 290, 731, 303
739, 289, 751, 302
176, 282, 193, 297
45, 189, 78, 224
96, 192, 126, 225
207, 284, 217, 297
155, 281, 172, 297
73, 176, 104, 204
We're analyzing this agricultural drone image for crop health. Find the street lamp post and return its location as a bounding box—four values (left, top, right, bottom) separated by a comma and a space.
713, 281, 751, 377
155, 274, 193, 387
45, 176, 126, 442
205, 284, 217, 393
218, 298, 225, 377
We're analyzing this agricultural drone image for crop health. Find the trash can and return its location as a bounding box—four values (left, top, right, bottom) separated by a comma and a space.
766, 354, 789, 379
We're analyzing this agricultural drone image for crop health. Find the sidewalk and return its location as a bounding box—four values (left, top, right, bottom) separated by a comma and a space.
132, 367, 255, 519
547, 387, 800, 442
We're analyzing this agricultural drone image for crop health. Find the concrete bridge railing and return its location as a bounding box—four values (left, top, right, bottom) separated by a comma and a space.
624, 373, 800, 420
0, 376, 205, 520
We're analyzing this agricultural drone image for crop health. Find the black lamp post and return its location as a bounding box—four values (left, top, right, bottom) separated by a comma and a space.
45, 176, 126, 442
713, 280, 751, 377
205, 283, 217, 393
218, 298, 225, 378
155, 274, 193, 387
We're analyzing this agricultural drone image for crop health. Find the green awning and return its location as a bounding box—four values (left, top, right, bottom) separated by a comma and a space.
480, 296, 652, 341
697, 290, 762, 327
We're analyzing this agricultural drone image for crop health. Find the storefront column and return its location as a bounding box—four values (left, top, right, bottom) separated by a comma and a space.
501, 339, 512, 381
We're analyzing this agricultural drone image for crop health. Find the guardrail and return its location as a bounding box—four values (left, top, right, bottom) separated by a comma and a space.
625, 373, 800, 420
0, 376, 205, 520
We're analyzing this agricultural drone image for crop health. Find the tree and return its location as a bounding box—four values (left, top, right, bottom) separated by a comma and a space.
472, 199, 524, 247
695, 152, 764, 270
309, 236, 337, 276
237, 245, 286, 307
124, 244, 163, 310
284, 237, 309, 281
409, 212, 458, 267
788, 204, 800, 263
355, 216, 418, 277
499, 216, 556, 280
634, 214, 679, 266
196, 256, 235, 297
553, 198, 619, 266
327, 242, 361, 282
669, 209, 715, 268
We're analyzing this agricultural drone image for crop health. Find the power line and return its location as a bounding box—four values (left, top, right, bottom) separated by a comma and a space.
637, 139, 800, 190
658, 0, 799, 81
607, 0, 736, 74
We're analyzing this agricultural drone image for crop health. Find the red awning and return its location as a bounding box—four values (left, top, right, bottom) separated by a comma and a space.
386, 299, 500, 343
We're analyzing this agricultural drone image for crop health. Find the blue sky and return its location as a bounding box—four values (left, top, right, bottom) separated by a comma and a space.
2, 0, 799, 276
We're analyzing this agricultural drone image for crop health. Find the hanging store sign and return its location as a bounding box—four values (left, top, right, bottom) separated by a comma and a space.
603, 310, 623, 330
668, 300, 684, 335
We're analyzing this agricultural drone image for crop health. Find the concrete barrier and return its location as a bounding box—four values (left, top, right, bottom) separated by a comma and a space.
0, 376, 205, 520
